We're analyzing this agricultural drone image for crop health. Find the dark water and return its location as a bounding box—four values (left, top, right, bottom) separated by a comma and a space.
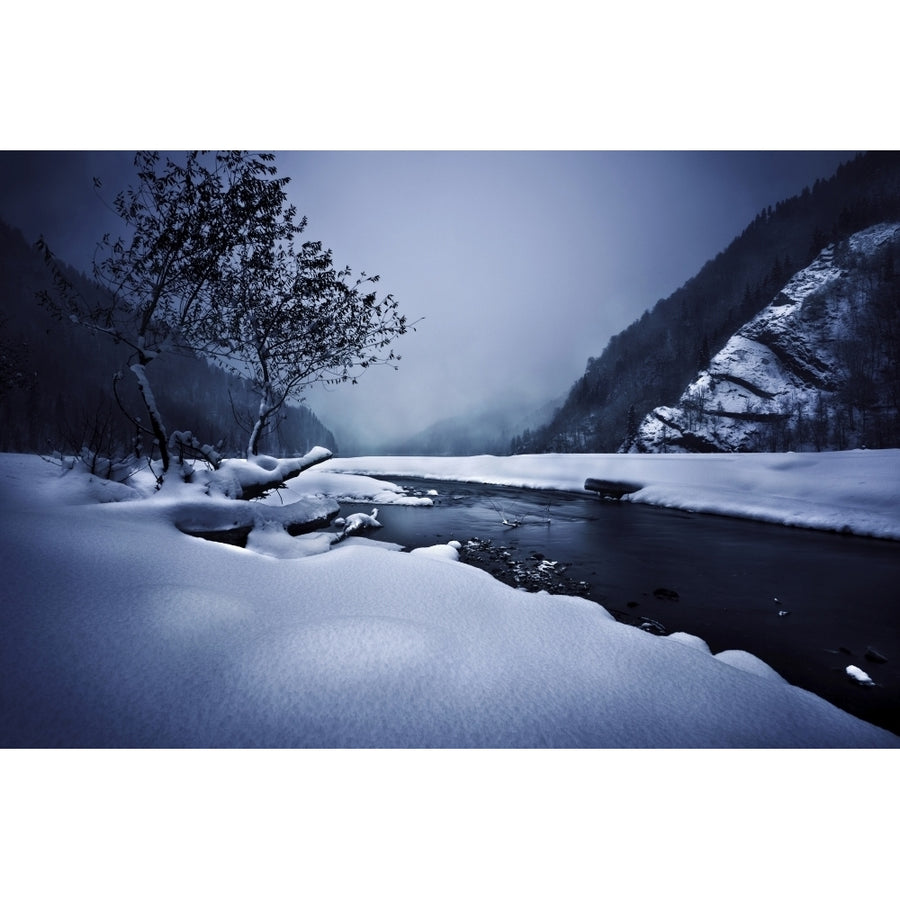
342, 478, 900, 737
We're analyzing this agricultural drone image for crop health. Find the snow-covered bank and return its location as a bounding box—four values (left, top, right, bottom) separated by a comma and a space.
319, 449, 900, 540
1, 452, 897, 748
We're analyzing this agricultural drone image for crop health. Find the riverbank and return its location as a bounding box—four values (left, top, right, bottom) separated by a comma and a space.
2, 451, 897, 749
334, 478, 900, 737
317, 449, 900, 541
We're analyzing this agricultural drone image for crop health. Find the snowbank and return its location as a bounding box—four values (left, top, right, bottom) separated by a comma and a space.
1, 452, 897, 748
284, 470, 434, 506
319, 449, 900, 540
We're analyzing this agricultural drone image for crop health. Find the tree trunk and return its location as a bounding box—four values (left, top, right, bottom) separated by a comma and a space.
130, 360, 170, 473
247, 383, 275, 458
233, 446, 333, 501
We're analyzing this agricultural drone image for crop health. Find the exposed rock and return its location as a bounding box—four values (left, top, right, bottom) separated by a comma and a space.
638, 618, 668, 636
865, 646, 889, 664
622, 223, 900, 453
460, 537, 591, 598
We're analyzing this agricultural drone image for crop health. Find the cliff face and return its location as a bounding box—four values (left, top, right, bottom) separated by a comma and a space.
622, 223, 900, 453
510, 152, 900, 455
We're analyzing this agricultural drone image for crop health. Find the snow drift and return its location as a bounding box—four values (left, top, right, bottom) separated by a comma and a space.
1, 452, 897, 748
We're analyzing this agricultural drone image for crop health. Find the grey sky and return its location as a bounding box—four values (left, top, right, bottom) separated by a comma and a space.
0, 150, 855, 452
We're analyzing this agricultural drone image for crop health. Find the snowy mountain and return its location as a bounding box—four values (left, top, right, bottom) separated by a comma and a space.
513, 152, 900, 453
623, 223, 900, 453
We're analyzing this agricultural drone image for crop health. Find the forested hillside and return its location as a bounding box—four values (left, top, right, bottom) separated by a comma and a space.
512, 152, 900, 453
0, 220, 336, 459
622, 223, 900, 452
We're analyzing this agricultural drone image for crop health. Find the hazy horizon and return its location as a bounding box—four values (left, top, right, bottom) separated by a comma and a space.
0, 150, 856, 453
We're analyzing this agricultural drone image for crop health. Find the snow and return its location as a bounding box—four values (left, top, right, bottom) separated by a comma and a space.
203, 446, 334, 498
340, 508, 382, 535
846, 665, 875, 685
410, 541, 461, 562
714, 649, 789, 684
626, 223, 900, 453
293, 469, 435, 506
664, 631, 712, 654
662, 635, 789, 684
1, 451, 898, 749
320, 449, 900, 540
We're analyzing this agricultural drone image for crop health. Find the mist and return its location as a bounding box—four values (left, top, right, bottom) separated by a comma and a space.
0, 150, 855, 454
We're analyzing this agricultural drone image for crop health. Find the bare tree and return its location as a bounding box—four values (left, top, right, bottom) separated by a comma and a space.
204, 230, 412, 458
39, 151, 296, 477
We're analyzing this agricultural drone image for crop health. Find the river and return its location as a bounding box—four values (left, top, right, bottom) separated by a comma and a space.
340, 478, 900, 737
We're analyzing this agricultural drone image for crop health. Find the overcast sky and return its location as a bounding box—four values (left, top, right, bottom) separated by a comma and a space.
0, 150, 855, 451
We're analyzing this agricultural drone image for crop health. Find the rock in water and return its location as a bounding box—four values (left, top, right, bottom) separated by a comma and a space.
846, 665, 875, 686
342, 509, 382, 535
864, 646, 888, 664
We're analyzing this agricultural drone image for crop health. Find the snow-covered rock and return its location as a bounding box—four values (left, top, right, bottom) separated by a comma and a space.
846, 665, 875, 685
623, 223, 900, 453
341, 508, 382, 535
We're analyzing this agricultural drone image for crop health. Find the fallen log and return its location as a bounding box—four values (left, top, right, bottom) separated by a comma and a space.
173, 495, 340, 546
584, 478, 643, 499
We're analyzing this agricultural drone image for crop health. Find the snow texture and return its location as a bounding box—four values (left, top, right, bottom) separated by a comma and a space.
1, 452, 898, 748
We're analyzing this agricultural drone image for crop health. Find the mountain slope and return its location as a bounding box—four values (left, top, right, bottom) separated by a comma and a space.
389, 393, 562, 456
0, 219, 337, 457
622, 223, 900, 452
513, 151, 900, 453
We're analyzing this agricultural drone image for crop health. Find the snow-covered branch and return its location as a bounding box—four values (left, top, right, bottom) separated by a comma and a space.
201, 446, 334, 500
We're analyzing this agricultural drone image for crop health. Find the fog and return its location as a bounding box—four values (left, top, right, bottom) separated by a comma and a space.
0, 150, 855, 453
